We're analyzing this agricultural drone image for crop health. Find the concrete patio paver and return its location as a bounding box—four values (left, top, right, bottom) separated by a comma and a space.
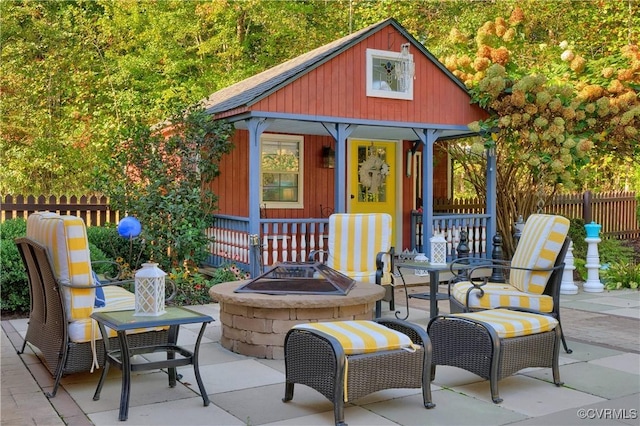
1, 287, 638, 425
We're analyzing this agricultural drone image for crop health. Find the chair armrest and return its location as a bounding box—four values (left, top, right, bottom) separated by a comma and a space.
308, 249, 328, 262
91, 260, 129, 282
375, 247, 395, 285
60, 278, 177, 302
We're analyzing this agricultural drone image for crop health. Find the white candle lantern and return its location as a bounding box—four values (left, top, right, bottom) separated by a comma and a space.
430, 233, 447, 265
134, 262, 166, 316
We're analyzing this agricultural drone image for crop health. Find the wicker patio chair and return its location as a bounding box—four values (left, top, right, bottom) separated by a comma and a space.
448, 214, 572, 353
309, 213, 395, 317
283, 318, 434, 426
15, 212, 170, 397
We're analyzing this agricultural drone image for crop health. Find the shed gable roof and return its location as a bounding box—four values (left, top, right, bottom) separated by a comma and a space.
202, 18, 470, 116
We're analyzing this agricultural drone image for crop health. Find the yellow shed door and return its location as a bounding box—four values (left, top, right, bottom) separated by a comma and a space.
348, 139, 397, 241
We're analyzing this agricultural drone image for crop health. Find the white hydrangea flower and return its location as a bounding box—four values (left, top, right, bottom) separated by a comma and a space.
561, 50, 575, 62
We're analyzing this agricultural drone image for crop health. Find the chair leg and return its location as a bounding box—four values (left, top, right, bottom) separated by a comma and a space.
552, 327, 564, 387
46, 361, 66, 398
560, 328, 572, 354
17, 338, 27, 354
334, 402, 346, 426
282, 382, 294, 402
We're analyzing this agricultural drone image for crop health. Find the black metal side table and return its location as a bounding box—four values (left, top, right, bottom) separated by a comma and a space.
395, 262, 451, 320
91, 307, 213, 421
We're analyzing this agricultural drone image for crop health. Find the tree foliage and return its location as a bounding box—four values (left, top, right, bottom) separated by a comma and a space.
92, 107, 234, 270
440, 5, 639, 255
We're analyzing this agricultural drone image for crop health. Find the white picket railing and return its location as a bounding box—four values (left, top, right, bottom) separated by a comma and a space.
209, 213, 491, 277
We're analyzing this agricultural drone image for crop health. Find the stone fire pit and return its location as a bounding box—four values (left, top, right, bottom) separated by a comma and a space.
209, 280, 386, 359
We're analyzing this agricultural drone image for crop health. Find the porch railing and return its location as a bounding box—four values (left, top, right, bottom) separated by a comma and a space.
209, 212, 491, 276
207, 215, 330, 274
410, 211, 491, 260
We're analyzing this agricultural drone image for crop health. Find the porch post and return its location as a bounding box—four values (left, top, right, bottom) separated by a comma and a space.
486, 147, 497, 256
247, 117, 272, 277
324, 123, 356, 213
416, 129, 441, 260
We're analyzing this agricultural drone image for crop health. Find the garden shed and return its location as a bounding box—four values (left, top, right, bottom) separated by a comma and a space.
202, 18, 491, 276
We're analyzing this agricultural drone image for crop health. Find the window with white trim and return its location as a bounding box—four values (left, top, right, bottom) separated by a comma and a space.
260, 134, 304, 208
366, 48, 414, 100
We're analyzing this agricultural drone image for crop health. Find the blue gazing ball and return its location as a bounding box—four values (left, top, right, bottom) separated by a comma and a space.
117, 216, 142, 238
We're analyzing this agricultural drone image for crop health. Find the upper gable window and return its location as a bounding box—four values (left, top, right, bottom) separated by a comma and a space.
366, 47, 414, 100
260, 134, 304, 209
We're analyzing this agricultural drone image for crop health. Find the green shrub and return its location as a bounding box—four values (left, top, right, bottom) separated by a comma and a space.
86, 224, 149, 278
0, 217, 27, 239
0, 219, 120, 314
0, 239, 29, 314
1, 219, 28, 313
602, 262, 640, 290
168, 263, 250, 306
567, 218, 634, 281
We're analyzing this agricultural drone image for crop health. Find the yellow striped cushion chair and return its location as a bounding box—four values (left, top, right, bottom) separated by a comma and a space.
26, 212, 165, 344
27, 212, 95, 322
327, 213, 393, 285
450, 214, 569, 311
510, 214, 570, 294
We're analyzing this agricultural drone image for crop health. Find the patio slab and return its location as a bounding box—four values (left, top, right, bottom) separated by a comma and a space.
2, 286, 638, 426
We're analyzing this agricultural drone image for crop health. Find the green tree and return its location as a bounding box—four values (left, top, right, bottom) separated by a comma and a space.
442, 6, 639, 255
92, 107, 234, 271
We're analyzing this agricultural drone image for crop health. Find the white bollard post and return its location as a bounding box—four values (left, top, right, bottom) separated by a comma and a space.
583, 222, 604, 293
560, 239, 578, 294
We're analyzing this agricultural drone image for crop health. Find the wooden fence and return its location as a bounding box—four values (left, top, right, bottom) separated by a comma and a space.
2, 191, 638, 238
543, 191, 639, 239
1, 194, 121, 227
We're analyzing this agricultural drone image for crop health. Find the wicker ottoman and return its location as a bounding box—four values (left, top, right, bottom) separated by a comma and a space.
427, 308, 563, 403
283, 319, 435, 426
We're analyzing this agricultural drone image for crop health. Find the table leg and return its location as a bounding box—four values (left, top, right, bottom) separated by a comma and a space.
429, 270, 440, 320
193, 322, 211, 406
394, 268, 410, 320
167, 325, 179, 387
93, 322, 110, 401
117, 331, 131, 421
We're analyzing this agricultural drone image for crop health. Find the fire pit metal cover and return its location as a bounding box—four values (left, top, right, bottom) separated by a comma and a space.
234, 262, 355, 295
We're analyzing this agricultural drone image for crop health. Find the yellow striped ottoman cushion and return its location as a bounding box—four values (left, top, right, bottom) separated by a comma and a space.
510, 214, 570, 294
292, 320, 418, 402
293, 320, 417, 354
454, 309, 558, 338
328, 214, 393, 284
451, 282, 554, 312
27, 212, 94, 321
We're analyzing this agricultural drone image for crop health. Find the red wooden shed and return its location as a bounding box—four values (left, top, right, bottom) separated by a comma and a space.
202, 18, 492, 276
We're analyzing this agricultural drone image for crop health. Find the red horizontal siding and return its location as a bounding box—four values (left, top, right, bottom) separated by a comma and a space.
252, 26, 487, 125
211, 131, 336, 220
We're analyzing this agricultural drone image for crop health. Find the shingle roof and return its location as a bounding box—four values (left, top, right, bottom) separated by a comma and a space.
200, 18, 470, 117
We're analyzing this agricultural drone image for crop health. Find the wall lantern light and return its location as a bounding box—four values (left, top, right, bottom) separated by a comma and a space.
322, 146, 335, 168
